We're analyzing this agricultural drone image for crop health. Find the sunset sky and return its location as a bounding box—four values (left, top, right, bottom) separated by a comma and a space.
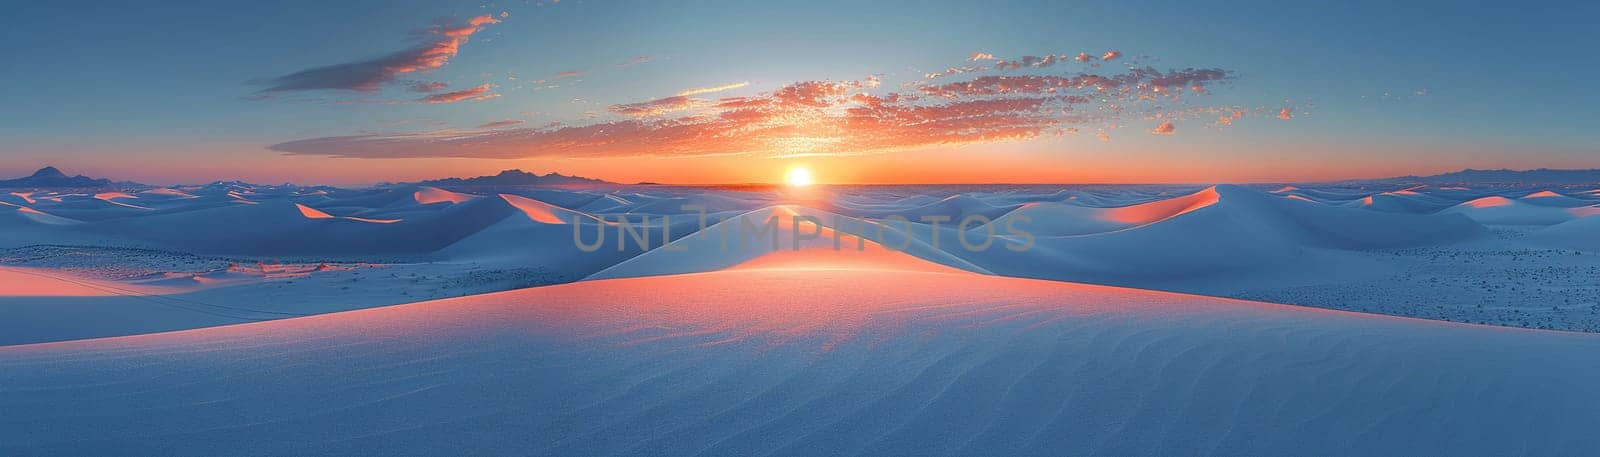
3, 0, 1597, 185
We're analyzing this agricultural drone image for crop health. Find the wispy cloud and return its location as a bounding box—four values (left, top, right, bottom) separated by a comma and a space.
255, 15, 501, 93
272, 51, 1300, 159
419, 84, 498, 104
609, 95, 705, 117
616, 55, 653, 68
477, 119, 525, 129
409, 81, 448, 93
677, 81, 750, 97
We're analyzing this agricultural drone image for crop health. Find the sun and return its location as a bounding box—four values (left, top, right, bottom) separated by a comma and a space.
785, 167, 815, 187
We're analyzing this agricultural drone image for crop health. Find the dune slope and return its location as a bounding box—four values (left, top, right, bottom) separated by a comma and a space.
2, 263, 1598, 456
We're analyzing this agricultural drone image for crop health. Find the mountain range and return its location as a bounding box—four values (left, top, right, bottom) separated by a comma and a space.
1376, 168, 1600, 185
417, 169, 613, 187
0, 167, 117, 188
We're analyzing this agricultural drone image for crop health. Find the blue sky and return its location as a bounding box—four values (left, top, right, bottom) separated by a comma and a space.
1, 0, 1596, 184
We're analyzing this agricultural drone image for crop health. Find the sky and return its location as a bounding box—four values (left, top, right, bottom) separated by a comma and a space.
1, 0, 1597, 186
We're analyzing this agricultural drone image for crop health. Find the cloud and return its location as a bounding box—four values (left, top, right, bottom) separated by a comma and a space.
1102, 50, 1122, 61
255, 15, 500, 93
551, 70, 584, 80
676, 81, 750, 97
271, 52, 1300, 159
419, 84, 498, 104
1278, 107, 1293, 120
1150, 120, 1175, 135
1074, 52, 1094, 62
409, 81, 448, 93
969, 52, 995, 61
918, 75, 1120, 98
609, 95, 705, 117
477, 119, 525, 129
616, 55, 653, 68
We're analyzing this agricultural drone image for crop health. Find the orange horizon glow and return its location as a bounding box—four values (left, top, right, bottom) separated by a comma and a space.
10, 141, 1600, 187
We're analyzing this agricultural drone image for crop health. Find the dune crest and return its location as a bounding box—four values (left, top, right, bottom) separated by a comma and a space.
498, 193, 603, 224
294, 203, 335, 219
1099, 186, 1220, 225
412, 186, 477, 205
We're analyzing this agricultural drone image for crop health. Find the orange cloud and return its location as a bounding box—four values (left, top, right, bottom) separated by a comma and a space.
256, 15, 499, 93
1102, 50, 1122, 61
419, 84, 497, 104
1150, 120, 1175, 135
609, 95, 705, 117
1278, 107, 1293, 120
272, 53, 1286, 160
677, 81, 750, 97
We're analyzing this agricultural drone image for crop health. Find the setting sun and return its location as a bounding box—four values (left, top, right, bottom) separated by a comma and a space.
785, 167, 814, 187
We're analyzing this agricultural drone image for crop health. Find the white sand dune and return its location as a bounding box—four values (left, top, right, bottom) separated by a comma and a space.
3, 256, 1598, 456
138, 188, 199, 199
87, 198, 514, 256
433, 194, 648, 273
1518, 190, 1594, 207
0, 266, 178, 297
576, 192, 637, 213
841, 193, 1018, 222
1348, 190, 1458, 213
587, 205, 990, 280
1527, 216, 1600, 251
412, 186, 479, 205
986, 201, 1135, 236
985, 186, 1219, 236
961, 185, 1483, 290
5, 191, 39, 205
0, 201, 80, 226
1441, 196, 1585, 225
498, 193, 604, 224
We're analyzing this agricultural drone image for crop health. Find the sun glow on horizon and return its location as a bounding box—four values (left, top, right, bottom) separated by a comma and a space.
785, 167, 815, 187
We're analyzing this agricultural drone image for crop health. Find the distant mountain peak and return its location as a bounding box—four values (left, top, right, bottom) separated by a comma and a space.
31, 166, 66, 178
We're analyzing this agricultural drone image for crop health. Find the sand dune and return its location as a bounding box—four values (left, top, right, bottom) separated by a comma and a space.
1518, 190, 1594, 207
1528, 216, 1600, 251
0, 266, 177, 297
1349, 190, 1459, 213
1442, 196, 1584, 225
987, 201, 1135, 236
0, 201, 80, 226
3, 262, 1598, 456
589, 205, 989, 280
499, 193, 604, 224
412, 186, 478, 205
982, 186, 1220, 237
960, 185, 1483, 291
138, 188, 199, 199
